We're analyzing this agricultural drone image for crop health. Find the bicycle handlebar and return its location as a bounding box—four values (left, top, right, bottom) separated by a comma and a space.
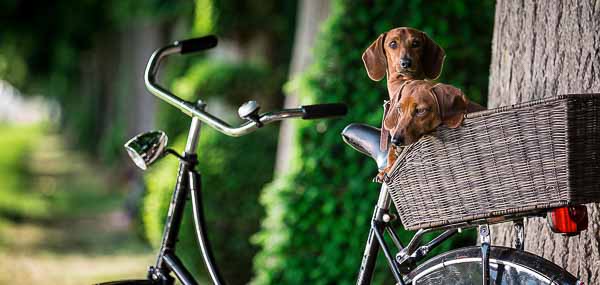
177, 35, 218, 54
144, 36, 347, 137
301, 103, 348, 119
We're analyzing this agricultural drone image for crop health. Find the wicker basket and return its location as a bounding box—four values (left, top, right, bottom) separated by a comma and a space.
387, 94, 600, 230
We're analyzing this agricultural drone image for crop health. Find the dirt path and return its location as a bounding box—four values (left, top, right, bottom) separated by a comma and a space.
0, 131, 154, 284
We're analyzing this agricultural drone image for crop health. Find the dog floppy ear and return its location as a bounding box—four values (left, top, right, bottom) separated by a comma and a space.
362, 33, 387, 81
431, 84, 467, 128
383, 105, 400, 132
422, 32, 445, 80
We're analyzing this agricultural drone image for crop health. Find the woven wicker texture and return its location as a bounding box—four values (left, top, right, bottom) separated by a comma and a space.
387, 94, 600, 230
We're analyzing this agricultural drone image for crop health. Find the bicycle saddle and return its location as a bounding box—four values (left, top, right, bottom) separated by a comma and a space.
341, 123, 388, 170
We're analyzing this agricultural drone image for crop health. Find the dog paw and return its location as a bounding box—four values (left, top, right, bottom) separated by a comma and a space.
373, 172, 385, 183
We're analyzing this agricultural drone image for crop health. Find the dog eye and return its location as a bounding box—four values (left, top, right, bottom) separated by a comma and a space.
389, 41, 398, 49
416, 108, 428, 116
412, 40, 420, 48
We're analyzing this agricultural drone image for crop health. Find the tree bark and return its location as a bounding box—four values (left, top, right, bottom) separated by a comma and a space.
274, 0, 330, 175
120, 22, 164, 218
125, 23, 161, 135
488, 1, 600, 283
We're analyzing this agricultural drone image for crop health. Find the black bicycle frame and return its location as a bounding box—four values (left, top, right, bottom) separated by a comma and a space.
145, 117, 409, 285
355, 183, 461, 285
146, 117, 410, 285
356, 183, 406, 285
144, 119, 462, 285
149, 147, 403, 285
146, 113, 225, 285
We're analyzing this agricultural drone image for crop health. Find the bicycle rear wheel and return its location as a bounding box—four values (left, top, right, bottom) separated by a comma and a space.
405, 246, 579, 285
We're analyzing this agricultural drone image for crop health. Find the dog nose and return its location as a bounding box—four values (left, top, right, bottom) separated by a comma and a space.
391, 136, 404, 146
400, 58, 412, 69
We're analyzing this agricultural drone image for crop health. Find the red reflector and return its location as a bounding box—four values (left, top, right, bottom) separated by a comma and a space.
547, 206, 588, 235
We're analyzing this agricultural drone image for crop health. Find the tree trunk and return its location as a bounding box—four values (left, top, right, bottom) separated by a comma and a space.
121, 22, 163, 218
274, 0, 330, 174
125, 23, 161, 135
488, 1, 600, 283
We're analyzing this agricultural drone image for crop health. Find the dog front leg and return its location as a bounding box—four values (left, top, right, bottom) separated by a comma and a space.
375, 147, 398, 183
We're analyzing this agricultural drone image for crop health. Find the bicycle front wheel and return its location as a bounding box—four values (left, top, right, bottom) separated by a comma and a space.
405, 246, 579, 285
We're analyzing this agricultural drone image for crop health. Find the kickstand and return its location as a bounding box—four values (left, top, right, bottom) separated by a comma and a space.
479, 225, 491, 285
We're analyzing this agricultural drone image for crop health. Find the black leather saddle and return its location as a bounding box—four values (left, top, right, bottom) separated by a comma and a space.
341, 123, 388, 170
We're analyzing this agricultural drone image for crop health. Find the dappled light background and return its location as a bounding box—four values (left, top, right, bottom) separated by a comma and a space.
0, 1, 494, 284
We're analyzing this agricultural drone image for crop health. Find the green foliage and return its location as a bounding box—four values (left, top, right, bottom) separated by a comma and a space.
172, 60, 281, 106
0, 1, 192, 88
209, 0, 297, 68
0, 124, 48, 219
161, 60, 282, 136
252, 1, 494, 284
109, 0, 193, 27
0, 123, 124, 222
210, 0, 296, 41
193, 0, 215, 36
0, 1, 106, 91
0, 0, 297, 163
143, 126, 277, 284
0, 0, 193, 160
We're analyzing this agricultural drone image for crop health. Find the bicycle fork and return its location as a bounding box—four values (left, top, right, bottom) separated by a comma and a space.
356, 183, 405, 285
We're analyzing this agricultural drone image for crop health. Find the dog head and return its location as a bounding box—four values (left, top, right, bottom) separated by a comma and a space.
384, 81, 468, 145
362, 27, 445, 82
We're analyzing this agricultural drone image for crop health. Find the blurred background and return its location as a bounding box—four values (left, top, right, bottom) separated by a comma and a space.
0, 0, 494, 284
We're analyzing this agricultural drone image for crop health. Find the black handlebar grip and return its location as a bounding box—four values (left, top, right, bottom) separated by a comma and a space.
178, 35, 218, 54
301, 103, 348, 119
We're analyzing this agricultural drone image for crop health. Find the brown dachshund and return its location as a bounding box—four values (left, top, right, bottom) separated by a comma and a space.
380, 80, 486, 180
362, 27, 445, 100
362, 27, 446, 181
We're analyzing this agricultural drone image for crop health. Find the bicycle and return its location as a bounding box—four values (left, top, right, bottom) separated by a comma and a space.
98, 36, 585, 285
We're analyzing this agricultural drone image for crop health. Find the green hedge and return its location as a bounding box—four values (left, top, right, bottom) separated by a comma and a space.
0, 124, 48, 220
252, 1, 494, 284
161, 60, 282, 136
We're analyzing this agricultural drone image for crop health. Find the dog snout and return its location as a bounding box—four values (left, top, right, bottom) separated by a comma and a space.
400, 58, 412, 69
391, 133, 404, 145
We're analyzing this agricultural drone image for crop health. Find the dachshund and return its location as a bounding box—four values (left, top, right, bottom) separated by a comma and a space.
362, 27, 446, 181
380, 80, 486, 180
362, 27, 445, 91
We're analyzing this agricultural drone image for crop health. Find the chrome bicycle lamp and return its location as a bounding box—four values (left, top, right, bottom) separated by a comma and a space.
124, 130, 169, 170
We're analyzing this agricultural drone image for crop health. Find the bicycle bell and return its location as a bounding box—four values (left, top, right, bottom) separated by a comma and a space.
238, 100, 262, 126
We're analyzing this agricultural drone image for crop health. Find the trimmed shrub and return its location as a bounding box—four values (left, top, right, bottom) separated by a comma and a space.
252, 1, 494, 284
159, 60, 282, 137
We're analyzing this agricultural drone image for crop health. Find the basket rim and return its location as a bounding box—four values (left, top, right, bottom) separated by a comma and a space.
464, 93, 600, 119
